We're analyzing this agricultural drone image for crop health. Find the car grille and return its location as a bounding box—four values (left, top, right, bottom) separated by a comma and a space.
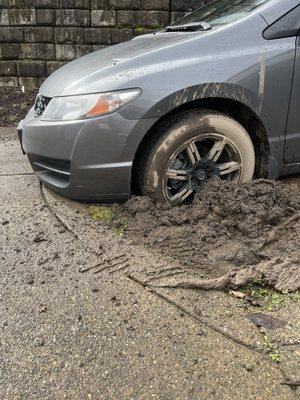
34, 95, 52, 117
28, 154, 71, 186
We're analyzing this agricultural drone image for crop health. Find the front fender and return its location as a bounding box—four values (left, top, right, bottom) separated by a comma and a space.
140, 82, 262, 119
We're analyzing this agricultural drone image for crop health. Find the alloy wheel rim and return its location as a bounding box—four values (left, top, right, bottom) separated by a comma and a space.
162, 133, 243, 203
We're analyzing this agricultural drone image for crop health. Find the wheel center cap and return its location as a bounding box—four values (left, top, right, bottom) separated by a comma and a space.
196, 169, 206, 181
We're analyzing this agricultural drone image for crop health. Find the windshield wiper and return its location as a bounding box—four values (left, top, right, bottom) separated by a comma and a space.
165, 21, 212, 32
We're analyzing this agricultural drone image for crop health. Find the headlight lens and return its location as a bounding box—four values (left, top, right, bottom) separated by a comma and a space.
41, 89, 141, 121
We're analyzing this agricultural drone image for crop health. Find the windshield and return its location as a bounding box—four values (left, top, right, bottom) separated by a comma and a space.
172, 0, 272, 27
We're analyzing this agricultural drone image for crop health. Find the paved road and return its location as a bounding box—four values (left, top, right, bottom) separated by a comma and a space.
0, 132, 297, 400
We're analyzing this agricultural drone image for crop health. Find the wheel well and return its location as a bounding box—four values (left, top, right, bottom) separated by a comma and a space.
131, 98, 269, 195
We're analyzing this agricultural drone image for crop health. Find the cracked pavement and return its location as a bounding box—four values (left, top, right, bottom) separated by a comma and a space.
0, 130, 299, 399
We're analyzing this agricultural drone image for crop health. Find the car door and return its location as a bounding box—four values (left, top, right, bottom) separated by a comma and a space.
263, 4, 300, 165
285, 34, 300, 164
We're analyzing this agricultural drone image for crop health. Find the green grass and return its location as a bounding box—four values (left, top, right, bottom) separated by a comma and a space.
87, 206, 130, 237
115, 218, 129, 237
88, 206, 114, 224
7, 115, 18, 123
250, 287, 300, 311
261, 331, 280, 363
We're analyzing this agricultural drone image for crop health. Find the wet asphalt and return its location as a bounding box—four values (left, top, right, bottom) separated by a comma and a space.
0, 130, 298, 400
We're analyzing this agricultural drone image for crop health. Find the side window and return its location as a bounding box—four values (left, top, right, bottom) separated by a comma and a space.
264, 5, 300, 40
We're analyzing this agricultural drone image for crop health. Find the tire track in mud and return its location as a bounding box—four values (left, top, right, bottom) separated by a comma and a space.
0, 172, 34, 177
38, 183, 300, 395
40, 181, 186, 284
38, 183, 271, 355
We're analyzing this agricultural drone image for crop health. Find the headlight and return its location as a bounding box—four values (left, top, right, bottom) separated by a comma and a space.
41, 89, 141, 121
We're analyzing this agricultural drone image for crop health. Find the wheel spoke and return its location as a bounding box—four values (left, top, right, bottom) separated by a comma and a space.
166, 168, 188, 181
206, 138, 227, 162
186, 141, 201, 165
170, 187, 193, 202
217, 161, 241, 176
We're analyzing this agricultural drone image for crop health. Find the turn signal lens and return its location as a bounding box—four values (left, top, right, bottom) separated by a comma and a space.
86, 98, 110, 117
41, 89, 141, 121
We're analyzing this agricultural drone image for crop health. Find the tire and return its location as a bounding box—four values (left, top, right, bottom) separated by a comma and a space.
139, 110, 255, 204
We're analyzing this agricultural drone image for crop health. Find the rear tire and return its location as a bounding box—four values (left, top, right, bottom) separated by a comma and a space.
139, 110, 255, 204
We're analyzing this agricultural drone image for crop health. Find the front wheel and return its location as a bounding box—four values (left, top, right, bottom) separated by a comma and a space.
139, 110, 255, 205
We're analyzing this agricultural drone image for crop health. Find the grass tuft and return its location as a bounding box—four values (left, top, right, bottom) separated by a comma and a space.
88, 206, 114, 224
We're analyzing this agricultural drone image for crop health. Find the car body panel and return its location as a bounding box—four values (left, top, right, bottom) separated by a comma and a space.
259, 0, 300, 24
285, 36, 300, 164
20, 0, 300, 201
39, 32, 207, 98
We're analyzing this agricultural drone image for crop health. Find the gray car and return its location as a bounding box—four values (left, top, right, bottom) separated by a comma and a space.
18, 0, 300, 204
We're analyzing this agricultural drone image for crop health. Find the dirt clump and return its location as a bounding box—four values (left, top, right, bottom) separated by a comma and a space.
112, 177, 300, 291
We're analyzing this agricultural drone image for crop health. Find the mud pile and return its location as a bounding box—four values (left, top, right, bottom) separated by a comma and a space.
113, 178, 300, 291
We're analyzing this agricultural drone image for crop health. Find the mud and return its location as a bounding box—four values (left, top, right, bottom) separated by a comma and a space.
111, 178, 300, 291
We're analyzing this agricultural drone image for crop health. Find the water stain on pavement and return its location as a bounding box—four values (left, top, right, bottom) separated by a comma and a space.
246, 313, 286, 330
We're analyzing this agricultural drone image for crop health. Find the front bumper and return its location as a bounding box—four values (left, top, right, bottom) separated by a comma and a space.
19, 108, 157, 201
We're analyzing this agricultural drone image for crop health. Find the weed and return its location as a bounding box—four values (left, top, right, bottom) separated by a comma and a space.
261, 330, 280, 363
224, 308, 232, 317
134, 25, 149, 33
7, 115, 18, 123
250, 286, 299, 311
290, 291, 300, 302
115, 218, 129, 237
88, 206, 114, 224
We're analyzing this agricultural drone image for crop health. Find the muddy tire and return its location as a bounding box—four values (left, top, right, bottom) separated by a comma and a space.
139, 110, 255, 204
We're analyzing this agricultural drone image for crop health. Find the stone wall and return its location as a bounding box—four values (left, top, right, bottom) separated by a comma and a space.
0, 0, 210, 89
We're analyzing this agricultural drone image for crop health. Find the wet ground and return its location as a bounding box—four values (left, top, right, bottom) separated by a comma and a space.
0, 130, 299, 399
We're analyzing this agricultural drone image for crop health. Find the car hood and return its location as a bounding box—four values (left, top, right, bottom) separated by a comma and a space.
39, 31, 206, 98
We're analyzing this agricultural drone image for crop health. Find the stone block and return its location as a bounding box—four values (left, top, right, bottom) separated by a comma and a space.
46, 60, 67, 75
135, 10, 169, 27
91, 0, 108, 8
0, 27, 23, 42
16, 60, 46, 76
108, 0, 141, 9
91, 10, 116, 26
55, 27, 83, 43
9, 0, 59, 8
56, 9, 90, 26
112, 0, 141, 9
116, 10, 135, 26
56, 44, 76, 60
1, 43, 21, 59
111, 27, 133, 43
24, 27, 53, 42
171, 0, 204, 12
9, 8, 36, 25
84, 27, 111, 44
141, 0, 169, 10
36, 9, 55, 25
75, 44, 97, 58
60, 0, 89, 8
0, 8, 9, 25
21, 43, 55, 60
